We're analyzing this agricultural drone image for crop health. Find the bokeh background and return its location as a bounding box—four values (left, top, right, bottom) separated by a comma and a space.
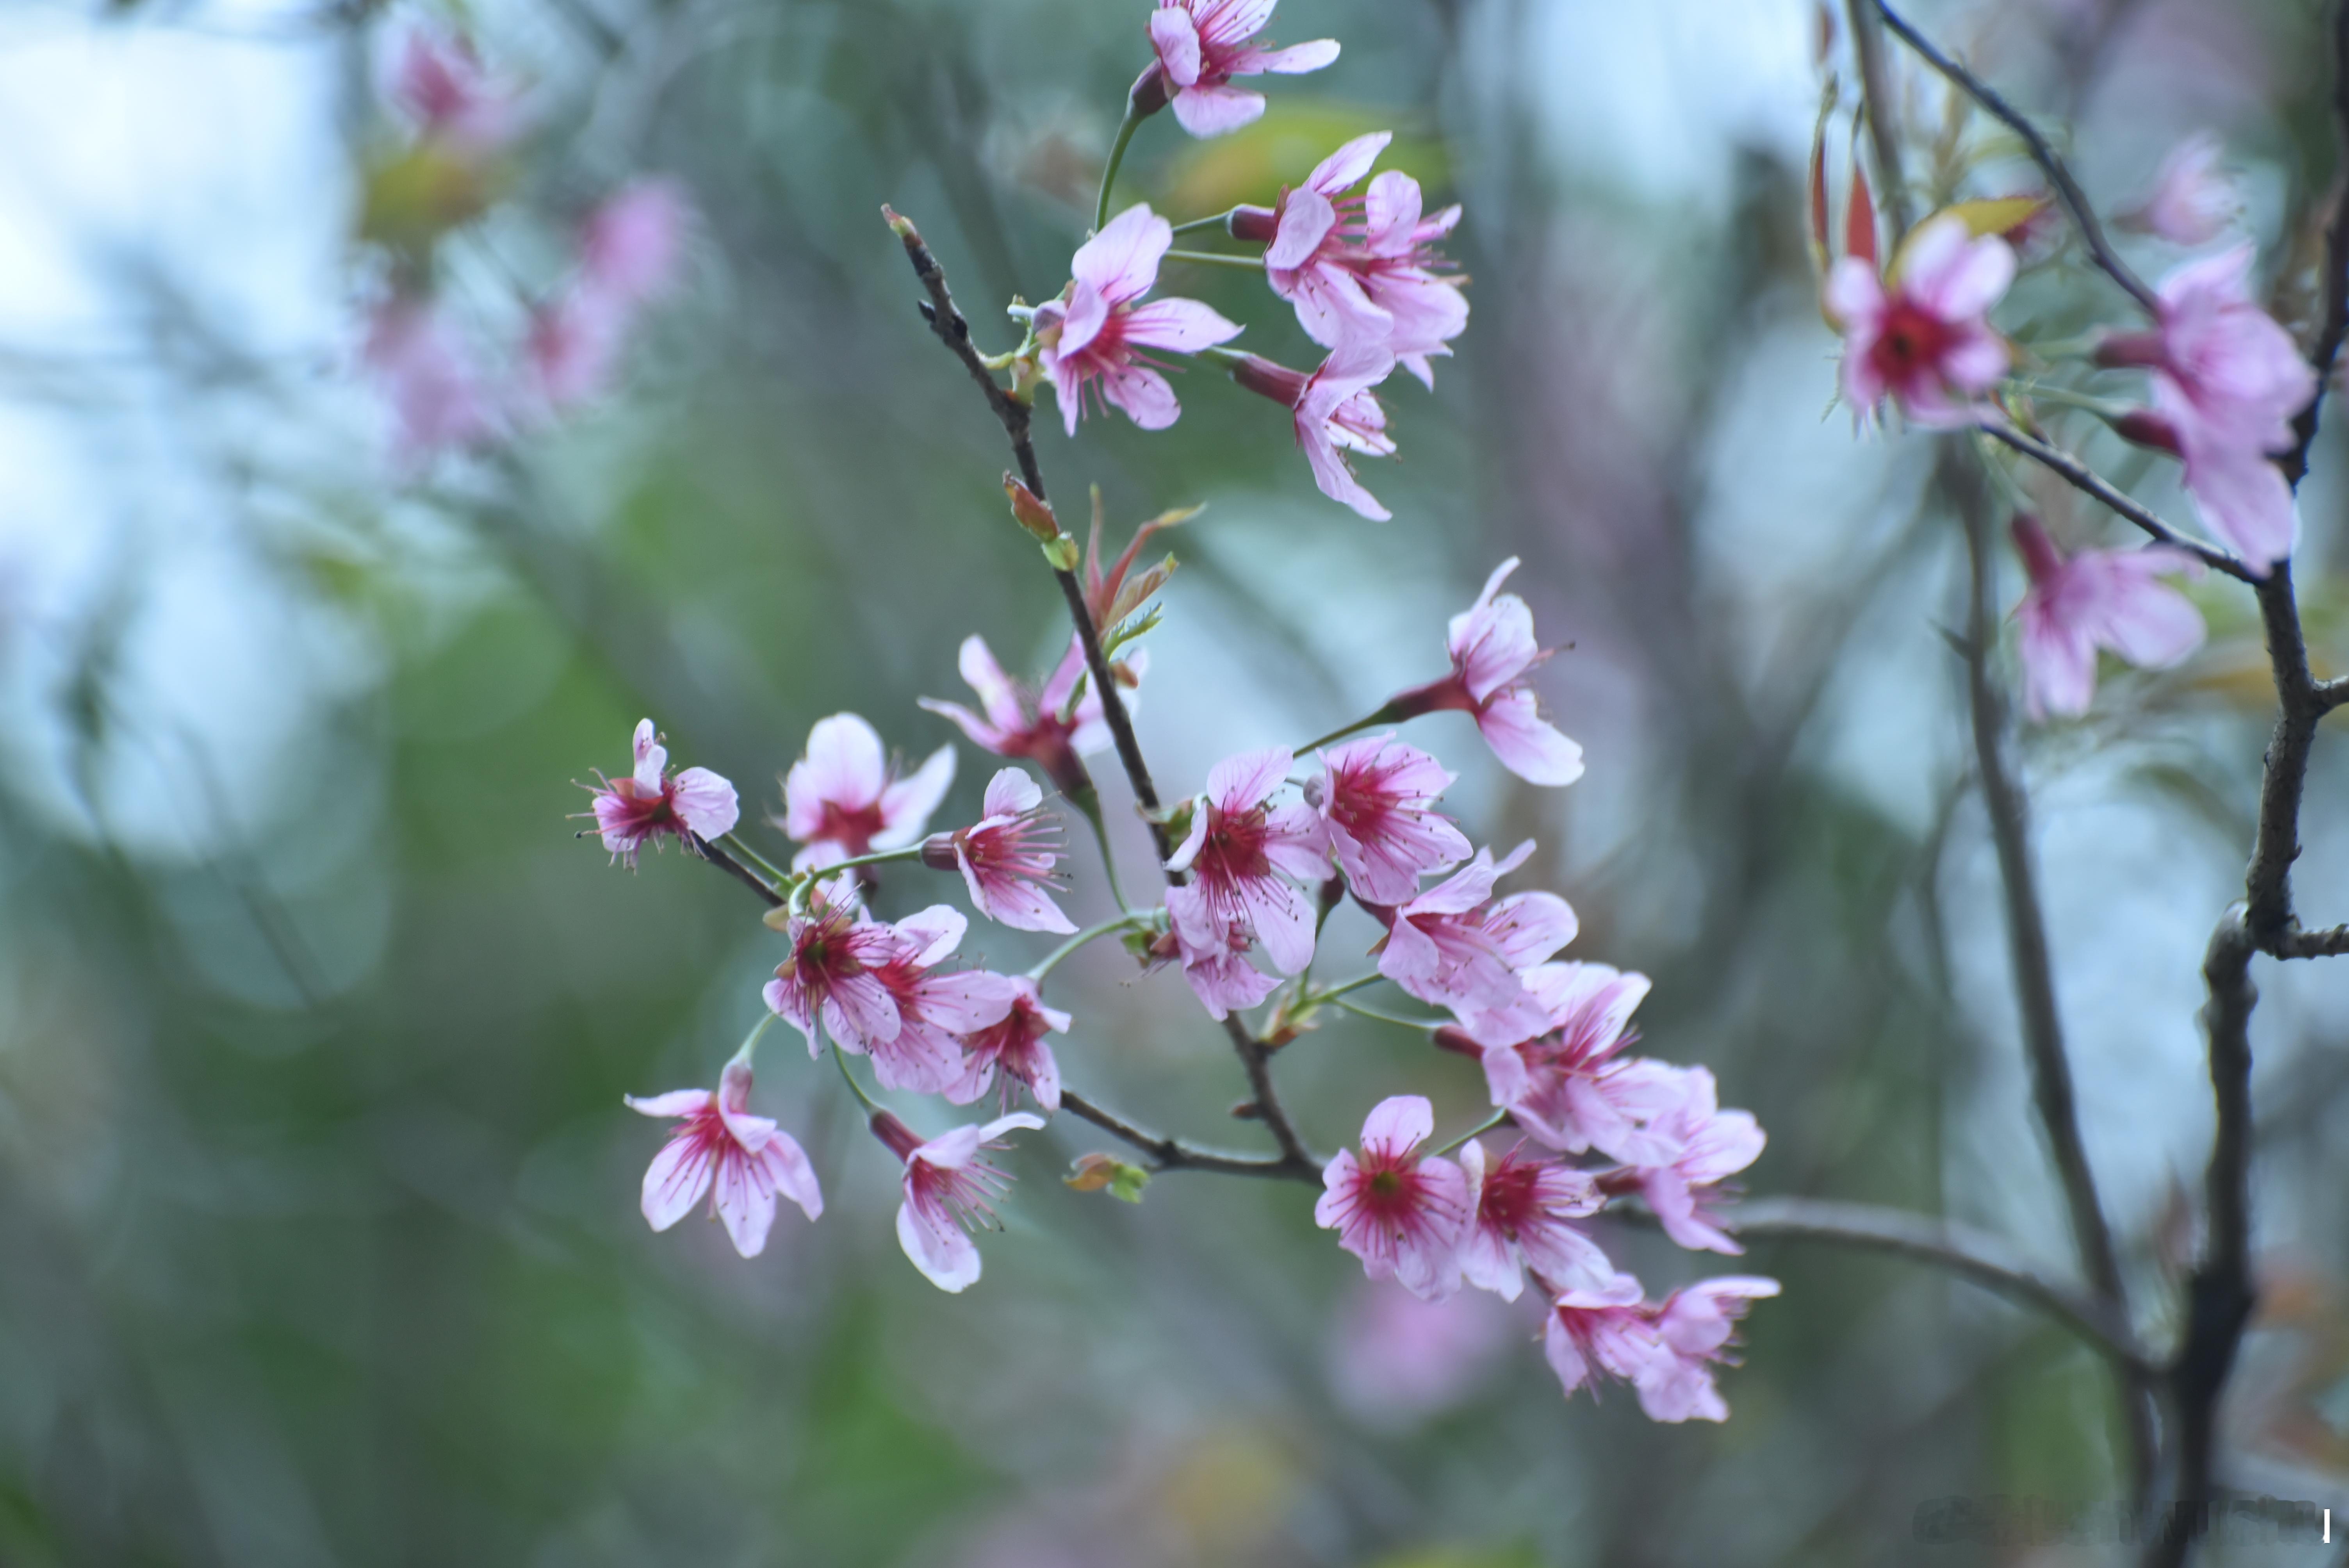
4, 0, 2349, 1563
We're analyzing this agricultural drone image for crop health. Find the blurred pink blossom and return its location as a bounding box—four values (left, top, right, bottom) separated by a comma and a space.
1634, 1067, 1765, 1256
1308, 731, 1470, 905
389, 27, 517, 152
1137, 0, 1339, 138
2119, 134, 2238, 247
587, 718, 739, 866
779, 713, 956, 871
946, 976, 1069, 1114
364, 296, 499, 460
528, 180, 694, 411
921, 634, 1146, 798
1376, 841, 1578, 1041
1326, 1278, 1515, 1427
1545, 1272, 1777, 1423
1314, 1095, 1472, 1301
1458, 1138, 1612, 1302
872, 1108, 1045, 1292
1228, 342, 1399, 519
1823, 212, 2014, 428
1035, 204, 1241, 436
2010, 514, 2205, 720
626, 1059, 822, 1258
1164, 747, 1327, 1010
1387, 558, 1585, 786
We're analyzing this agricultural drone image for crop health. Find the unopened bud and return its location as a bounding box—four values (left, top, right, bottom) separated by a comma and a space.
1067, 1152, 1151, 1202
869, 1109, 923, 1162
1042, 535, 1081, 572
1228, 205, 1279, 244
2111, 408, 2183, 456
1128, 60, 1169, 118
1228, 351, 1310, 409
1432, 1025, 1484, 1060
1004, 475, 1061, 542
2092, 330, 2166, 372
880, 204, 919, 242
919, 833, 961, 872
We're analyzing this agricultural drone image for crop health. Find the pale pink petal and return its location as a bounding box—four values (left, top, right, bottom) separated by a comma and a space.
1476, 689, 1586, 786
1182, 950, 1281, 1017
1820, 257, 1886, 332
580, 179, 692, 307
1302, 424, 1390, 519
787, 714, 888, 830
1910, 227, 2015, 320
1237, 875, 1316, 974
711, 1147, 780, 1256
1362, 1094, 1435, 1154
758, 1133, 822, 1220
915, 969, 1024, 1032
2095, 571, 2205, 668
640, 1137, 715, 1231
980, 766, 1044, 819
1266, 186, 1338, 271
1309, 132, 1392, 196
1207, 747, 1294, 810
670, 767, 740, 837
1484, 891, 1579, 969
897, 1201, 982, 1292
893, 905, 969, 968
1251, 37, 1339, 73
1171, 82, 1267, 137
1073, 204, 1172, 305
1148, 5, 1203, 86
631, 718, 666, 791
1098, 362, 1183, 429
625, 1088, 712, 1119
962, 635, 1027, 734
876, 746, 957, 846
1121, 297, 1244, 352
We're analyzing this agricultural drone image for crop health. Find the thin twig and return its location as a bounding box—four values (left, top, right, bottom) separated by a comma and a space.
1059, 1089, 1318, 1181
1876, 0, 2159, 315
1952, 451, 2158, 1492
2273, 923, 2349, 959
1640, 1195, 2155, 1373
1984, 424, 2253, 581
2281, 0, 2349, 489
1844, 0, 1914, 243
690, 833, 784, 907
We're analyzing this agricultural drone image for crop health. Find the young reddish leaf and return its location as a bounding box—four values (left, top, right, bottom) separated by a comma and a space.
1846, 161, 1878, 269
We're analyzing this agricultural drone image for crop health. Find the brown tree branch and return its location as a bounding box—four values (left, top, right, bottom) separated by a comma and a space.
2281, 0, 2349, 489
689, 832, 784, 908
1060, 1089, 1318, 1181
1984, 424, 2252, 581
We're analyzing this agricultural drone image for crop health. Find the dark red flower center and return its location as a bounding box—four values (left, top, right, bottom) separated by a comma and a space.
1870, 298, 1954, 383
817, 800, 890, 855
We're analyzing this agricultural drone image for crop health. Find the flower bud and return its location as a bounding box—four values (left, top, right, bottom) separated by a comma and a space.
919, 832, 961, 871
1042, 535, 1081, 572
1431, 1025, 1484, 1060
869, 1108, 924, 1162
2110, 408, 2183, 456
2092, 331, 2166, 371
1227, 205, 1279, 244
1128, 60, 1169, 118
1227, 351, 1310, 409
1004, 475, 1062, 543
880, 204, 920, 242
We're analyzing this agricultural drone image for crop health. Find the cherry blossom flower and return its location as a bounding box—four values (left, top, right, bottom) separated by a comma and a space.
1135, 0, 1340, 139
1634, 1067, 1765, 1256
779, 713, 956, 872
1541, 1270, 1659, 1407
1314, 1096, 1472, 1301
1635, 1276, 1780, 1423
1326, 1281, 1514, 1429
626, 1059, 822, 1258
1464, 961, 1686, 1164
364, 296, 499, 461
945, 976, 1070, 1113
1160, 912, 1285, 1020
2119, 134, 2237, 248
1164, 748, 1328, 1008
1376, 841, 1578, 1042
586, 718, 740, 866
1233, 132, 1468, 385
871, 1108, 1046, 1293
1227, 343, 1399, 519
1457, 1138, 1613, 1303
862, 906, 1022, 1095
763, 881, 906, 1057
528, 180, 694, 412
2010, 514, 2205, 720
920, 634, 1147, 798
389, 27, 517, 152
1822, 212, 2014, 428
1307, 731, 1471, 905
1034, 205, 1242, 437
2097, 246, 2316, 567
1386, 558, 1585, 786
921, 768, 1075, 934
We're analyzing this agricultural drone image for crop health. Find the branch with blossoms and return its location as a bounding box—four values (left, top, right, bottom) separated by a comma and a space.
1816, 2, 2349, 1556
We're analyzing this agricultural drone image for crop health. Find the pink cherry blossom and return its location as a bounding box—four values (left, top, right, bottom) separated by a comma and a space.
1164, 748, 1329, 1010
779, 713, 956, 872
626, 1059, 822, 1258
1386, 558, 1585, 786
1137, 0, 1339, 139
763, 882, 906, 1057
1540, 1270, 1659, 1407
587, 718, 740, 866
1238, 132, 1469, 386
921, 768, 1075, 934
1457, 1138, 1613, 1303
527, 180, 694, 412
1314, 1096, 1472, 1301
1376, 841, 1578, 1042
2010, 514, 2205, 720
1308, 731, 1471, 905
1326, 1281, 1514, 1429
871, 1108, 1046, 1293
1822, 212, 2014, 428
1633, 1067, 1765, 1256
364, 296, 499, 461
1160, 911, 1285, 1020
1035, 205, 1242, 437
861, 906, 1022, 1094
1635, 1276, 1780, 1422
920, 634, 1147, 798
2120, 134, 2237, 247
1228, 343, 1399, 519
388, 27, 517, 152
2097, 246, 2316, 566
1465, 962, 1687, 1164
945, 976, 1070, 1113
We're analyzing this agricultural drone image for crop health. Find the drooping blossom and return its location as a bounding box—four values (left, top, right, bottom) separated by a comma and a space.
945, 976, 1069, 1113
1634, 1276, 1781, 1423
921, 768, 1075, 934
1459, 961, 1686, 1165
1307, 731, 1471, 905
1133, 0, 1340, 139
1227, 342, 1399, 519
2097, 246, 2317, 567
2119, 134, 2237, 247
586, 718, 740, 866
1313, 1096, 1472, 1301
1544, 1272, 1777, 1422
528, 179, 694, 411
1633, 1067, 1765, 1256
1164, 747, 1329, 1013
1376, 841, 1578, 1043
1457, 1139, 1612, 1303
1230, 132, 1468, 385
1034, 204, 1242, 437
364, 296, 499, 460
626, 1059, 822, 1258
1157, 912, 1284, 1020
388, 27, 517, 152
871, 1108, 1046, 1292
861, 906, 1022, 1094
1386, 558, 1585, 786
1326, 1281, 1515, 1429
779, 713, 956, 871
1822, 212, 2014, 428
920, 634, 1147, 798
763, 880, 906, 1057
2010, 514, 2205, 720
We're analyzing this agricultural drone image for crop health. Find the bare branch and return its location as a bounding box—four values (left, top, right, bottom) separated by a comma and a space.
1875, 0, 2159, 315
2281, 0, 2349, 488
1983, 424, 2253, 581
689, 832, 784, 907
2272, 923, 2349, 959
1060, 1089, 1318, 1181
1844, 0, 1914, 243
